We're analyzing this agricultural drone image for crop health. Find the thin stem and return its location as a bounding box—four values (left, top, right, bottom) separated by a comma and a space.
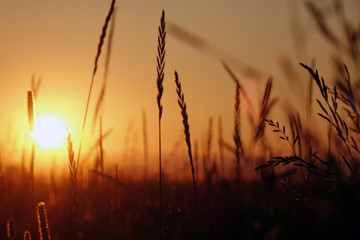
158, 120, 162, 238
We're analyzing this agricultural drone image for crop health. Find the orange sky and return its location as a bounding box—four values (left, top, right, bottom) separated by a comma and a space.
0, 0, 359, 173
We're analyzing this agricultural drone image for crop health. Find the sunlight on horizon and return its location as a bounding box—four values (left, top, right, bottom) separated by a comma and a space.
31, 116, 67, 149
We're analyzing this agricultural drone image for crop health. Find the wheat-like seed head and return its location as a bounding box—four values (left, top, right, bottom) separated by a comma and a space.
37, 202, 51, 240
27, 90, 35, 132
174, 71, 198, 211
175, 71, 192, 158
157, 10, 166, 120
234, 82, 243, 158
92, 0, 116, 78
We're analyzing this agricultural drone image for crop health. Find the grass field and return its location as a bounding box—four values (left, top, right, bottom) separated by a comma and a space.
1, 0, 360, 239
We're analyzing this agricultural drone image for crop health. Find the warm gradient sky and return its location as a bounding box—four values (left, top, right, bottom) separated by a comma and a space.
0, 0, 359, 172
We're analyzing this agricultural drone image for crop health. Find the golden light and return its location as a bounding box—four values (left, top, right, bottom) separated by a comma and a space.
32, 116, 67, 149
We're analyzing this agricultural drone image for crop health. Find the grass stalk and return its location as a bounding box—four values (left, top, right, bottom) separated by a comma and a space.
77, 0, 116, 172
92, 8, 116, 132
67, 126, 78, 240
156, 10, 166, 237
218, 116, 225, 176
234, 82, 243, 186
142, 109, 149, 179
99, 117, 104, 182
27, 90, 36, 208
174, 71, 199, 213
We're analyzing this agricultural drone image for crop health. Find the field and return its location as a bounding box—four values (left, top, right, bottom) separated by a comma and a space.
1, 0, 360, 239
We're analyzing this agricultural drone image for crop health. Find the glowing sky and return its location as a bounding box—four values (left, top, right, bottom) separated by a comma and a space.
0, 0, 359, 170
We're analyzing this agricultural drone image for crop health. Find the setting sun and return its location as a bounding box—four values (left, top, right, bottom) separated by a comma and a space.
31, 116, 66, 149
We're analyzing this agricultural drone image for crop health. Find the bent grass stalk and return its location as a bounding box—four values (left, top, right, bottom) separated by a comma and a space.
174, 71, 199, 213
92, 8, 116, 132
77, 0, 116, 172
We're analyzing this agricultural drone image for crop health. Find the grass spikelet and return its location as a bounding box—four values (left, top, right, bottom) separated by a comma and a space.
24, 230, 31, 240
157, 10, 166, 120
27, 90, 35, 132
78, 0, 116, 170
174, 71, 199, 212
156, 9, 166, 235
36, 202, 51, 240
234, 82, 243, 183
254, 77, 277, 141
7, 218, 16, 240
300, 62, 355, 174
67, 125, 76, 184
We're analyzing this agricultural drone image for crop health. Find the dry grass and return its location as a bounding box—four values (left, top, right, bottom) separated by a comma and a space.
142, 109, 149, 179
174, 71, 199, 213
66, 125, 78, 240
92, 8, 117, 132
36, 202, 51, 240
77, 0, 116, 171
27, 90, 36, 209
27, 91, 35, 133
2, 1, 360, 239
156, 9, 166, 236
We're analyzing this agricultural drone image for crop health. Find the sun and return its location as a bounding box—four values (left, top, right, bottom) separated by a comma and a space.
32, 116, 67, 149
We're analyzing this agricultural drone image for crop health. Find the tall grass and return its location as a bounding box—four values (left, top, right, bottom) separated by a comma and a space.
27, 90, 36, 208
174, 71, 199, 213
218, 116, 225, 175
77, 0, 116, 171
99, 117, 104, 180
66, 125, 78, 239
142, 109, 149, 179
221, 63, 244, 185
2, 1, 360, 239
156, 9, 166, 236
233, 82, 243, 185
92, 8, 116, 132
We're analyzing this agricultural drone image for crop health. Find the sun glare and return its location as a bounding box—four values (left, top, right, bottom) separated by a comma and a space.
32, 116, 66, 149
